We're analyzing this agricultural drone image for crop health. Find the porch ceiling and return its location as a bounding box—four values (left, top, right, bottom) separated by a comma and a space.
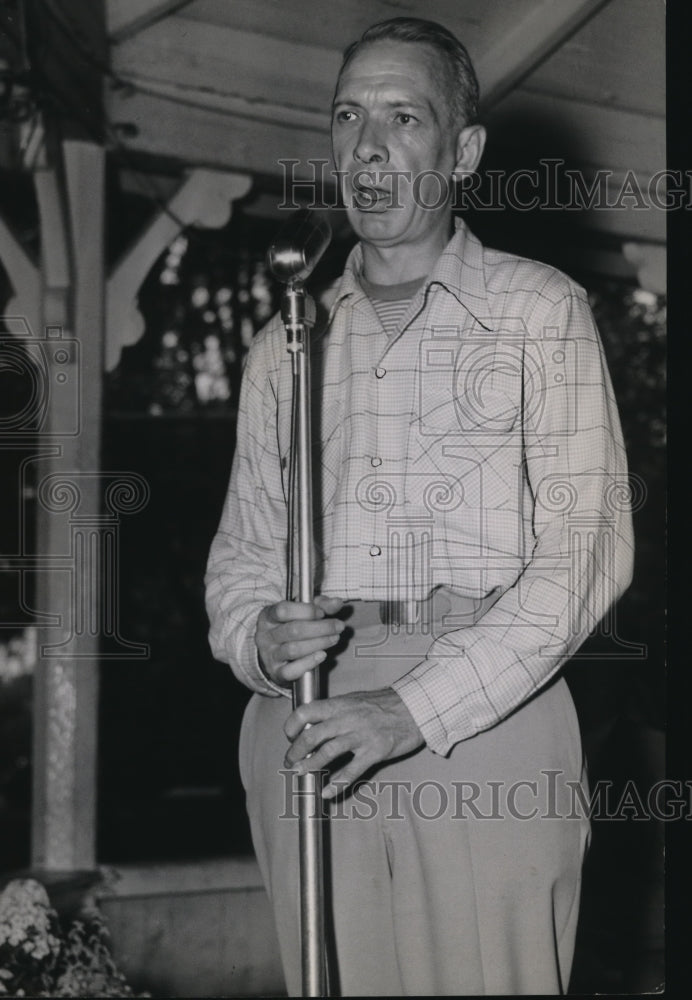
105, 0, 665, 242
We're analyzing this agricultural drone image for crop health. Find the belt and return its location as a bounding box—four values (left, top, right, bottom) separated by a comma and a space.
378, 597, 430, 627
344, 587, 498, 630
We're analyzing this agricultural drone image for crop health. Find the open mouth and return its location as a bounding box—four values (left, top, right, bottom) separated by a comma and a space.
350, 183, 393, 211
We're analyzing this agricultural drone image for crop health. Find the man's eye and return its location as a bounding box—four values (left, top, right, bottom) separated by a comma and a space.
395, 113, 417, 125
335, 110, 357, 123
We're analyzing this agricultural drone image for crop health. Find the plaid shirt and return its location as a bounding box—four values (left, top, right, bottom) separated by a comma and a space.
205, 219, 634, 755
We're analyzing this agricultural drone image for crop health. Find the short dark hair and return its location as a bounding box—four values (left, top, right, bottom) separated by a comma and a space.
339, 17, 480, 127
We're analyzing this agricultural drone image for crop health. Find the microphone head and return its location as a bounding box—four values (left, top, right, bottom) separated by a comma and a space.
267, 208, 332, 283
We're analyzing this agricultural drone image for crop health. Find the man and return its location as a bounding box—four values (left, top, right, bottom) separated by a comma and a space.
206, 17, 634, 996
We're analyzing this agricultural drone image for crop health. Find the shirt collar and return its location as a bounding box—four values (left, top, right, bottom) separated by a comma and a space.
328, 217, 494, 331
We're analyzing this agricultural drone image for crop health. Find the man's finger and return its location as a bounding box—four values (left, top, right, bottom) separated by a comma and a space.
284, 715, 346, 763
275, 617, 345, 646
284, 700, 335, 740
264, 600, 324, 625
322, 752, 373, 799
276, 649, 328, 685
287, 735, 354, 775
278, 633, 339, 662
314, 595, 347, 615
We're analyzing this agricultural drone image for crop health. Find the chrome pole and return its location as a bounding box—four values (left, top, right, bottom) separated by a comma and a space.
284, 280, 327, 997
268, 210, 331, 996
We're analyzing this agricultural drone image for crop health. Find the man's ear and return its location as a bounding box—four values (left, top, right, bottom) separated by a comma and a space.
452, 124, 487, 180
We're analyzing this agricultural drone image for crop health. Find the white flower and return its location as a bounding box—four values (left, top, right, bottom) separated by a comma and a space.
0, 880, 61, 961
191, 286, 210, 308
632, 288, 657, 307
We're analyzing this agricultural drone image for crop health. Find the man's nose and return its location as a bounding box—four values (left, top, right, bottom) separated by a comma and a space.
353, 122, 388, 164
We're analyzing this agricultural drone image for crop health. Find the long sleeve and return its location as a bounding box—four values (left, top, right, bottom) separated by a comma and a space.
204, 329, 291, 697
392, 288, 635, 754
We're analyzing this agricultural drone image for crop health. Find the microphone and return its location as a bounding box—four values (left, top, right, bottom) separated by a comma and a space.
267, 208, 332, 284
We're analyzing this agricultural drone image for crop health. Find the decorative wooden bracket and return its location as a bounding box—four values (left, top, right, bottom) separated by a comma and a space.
33, 164, 72, 333
1, 123, 76, 337
0, 213, 40, 333
105, 168, 252, 371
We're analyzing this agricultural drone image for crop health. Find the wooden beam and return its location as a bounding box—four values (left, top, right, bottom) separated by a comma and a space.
0, 212, 40, 331
477, 0, 614, 109
515, 0, 664, 117
175, 0, 482, 53
108, 0, 194, 42
33, 166, 71, 329
111, 18, 340, 115
107, 86, 332, 175
569, 205, 664, 244
112, 75, 331, 134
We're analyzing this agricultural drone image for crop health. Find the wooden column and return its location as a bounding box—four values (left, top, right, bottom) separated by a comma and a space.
23, 0, 108, 871
31, 139, 106, 870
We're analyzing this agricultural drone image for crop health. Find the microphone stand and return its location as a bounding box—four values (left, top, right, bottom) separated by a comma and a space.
281, 277, 327, 997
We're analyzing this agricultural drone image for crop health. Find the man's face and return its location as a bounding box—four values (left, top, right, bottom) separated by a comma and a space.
331, 40, 460, 252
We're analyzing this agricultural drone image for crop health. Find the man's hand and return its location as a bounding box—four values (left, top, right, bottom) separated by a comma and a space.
255, 596, 346, 686
284, 688, 425, 798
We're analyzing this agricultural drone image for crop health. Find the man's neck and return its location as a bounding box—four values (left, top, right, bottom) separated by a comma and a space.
360, 221, 454, 285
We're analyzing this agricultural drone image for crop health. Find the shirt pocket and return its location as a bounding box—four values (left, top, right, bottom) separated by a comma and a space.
418, 359, 522, 436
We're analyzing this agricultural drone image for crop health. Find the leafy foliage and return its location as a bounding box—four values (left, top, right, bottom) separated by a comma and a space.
0, 879, 146, 998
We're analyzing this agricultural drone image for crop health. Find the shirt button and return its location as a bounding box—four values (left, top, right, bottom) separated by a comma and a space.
369, 545, 382, 556
371, 456, 382, 467
375, 367, 386, 379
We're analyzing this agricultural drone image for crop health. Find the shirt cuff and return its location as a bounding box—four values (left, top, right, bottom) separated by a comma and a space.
254, 648, 293, 699
231, 619, 292, 698
391, 660, 476, 756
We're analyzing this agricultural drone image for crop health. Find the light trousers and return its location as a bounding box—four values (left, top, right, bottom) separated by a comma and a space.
239, 592, 590, 996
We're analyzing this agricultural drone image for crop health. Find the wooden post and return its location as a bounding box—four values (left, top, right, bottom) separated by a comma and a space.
30, 138, 106, 871
23, 0, 108, 871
